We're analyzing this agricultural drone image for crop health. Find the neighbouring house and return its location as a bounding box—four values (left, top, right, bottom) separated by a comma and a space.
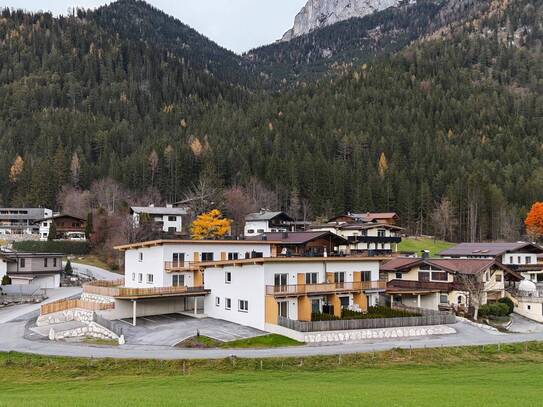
37, 214, 86, 241
247, 231, 349, 257
381, 257, 522, 312
130, 205, 188, 234
243, 210, 309, 237
327, 212, 400, 225
201, 256, 384, 331
311, 222, 402, 255
0, 207, 52, 237
439, 242, 543, 283
0, 250, 62, 288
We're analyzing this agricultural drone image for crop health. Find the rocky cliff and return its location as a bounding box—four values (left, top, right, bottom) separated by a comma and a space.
281, 0, 404, 41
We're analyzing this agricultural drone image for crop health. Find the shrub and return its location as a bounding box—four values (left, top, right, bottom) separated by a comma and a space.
498, 297, 514, 315
479, 303, 510, 318
64, 260, 73, 275
311, 312, 340, 321
1, 275, 11, 285
13, 241, 90, 255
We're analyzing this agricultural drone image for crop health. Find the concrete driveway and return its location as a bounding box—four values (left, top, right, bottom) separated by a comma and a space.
114, 314, 265, 346
509, 313, 543, 333
69, 262, 123, 281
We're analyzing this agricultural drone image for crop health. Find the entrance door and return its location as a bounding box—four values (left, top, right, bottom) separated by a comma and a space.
311, 299, 320, 314
334, 272, 345, 288
278, 301, 288, 318
274, 273, 288, 293
172, 253, 185, 268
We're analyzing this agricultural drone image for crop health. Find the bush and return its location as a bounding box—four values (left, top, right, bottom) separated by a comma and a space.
1, 275, 11, 285
498, 297, 515, 315
64, 260, 73, 275
13, 241, 90, 255
311, 312, 340, 321
479, 303, 510, 318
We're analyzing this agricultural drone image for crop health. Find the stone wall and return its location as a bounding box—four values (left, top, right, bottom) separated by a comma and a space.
80, 292, 115, 305
51, 322, 119, 341
37, 308, 94, 326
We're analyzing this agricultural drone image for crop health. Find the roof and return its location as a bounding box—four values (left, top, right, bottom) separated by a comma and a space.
339, 223, 404, 231
328, 212, 399, 222
0, 208, 51, 221
36, 214, 85, 223
197, 256, 388, 269
130, 206, 188, 216
247, 231, 348, 245
115, 239, 282, 251
381, 257, 522, 279
0, 250, 63, 259
439, 242, 543, 257
245, 211, 293, 222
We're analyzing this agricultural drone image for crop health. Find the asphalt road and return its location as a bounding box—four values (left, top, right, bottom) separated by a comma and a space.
2, 317, 543, 360
70, 262, 123, 281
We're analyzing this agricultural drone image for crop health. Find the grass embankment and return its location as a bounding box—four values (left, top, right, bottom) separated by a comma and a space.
1, 343, 543, 405
178, 334, 302, 349
398, 237, 455, 257
69, 255, 113, 271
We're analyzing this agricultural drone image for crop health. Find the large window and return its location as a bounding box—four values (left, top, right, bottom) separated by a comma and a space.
377, 229, 386, 237
274, 274, 288, 287
431, 272, 448, 281
172, 253, 185, 267
172, 275, 185, 287
228, 252, 239, 260
305, 273, 318, 284
418, 272, 430, 282
238, 300, 249, 312
201, 252, 214, 262
334, 272, 345, 283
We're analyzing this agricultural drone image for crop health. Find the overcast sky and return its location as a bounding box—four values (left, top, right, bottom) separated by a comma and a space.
4, 0, 306, 53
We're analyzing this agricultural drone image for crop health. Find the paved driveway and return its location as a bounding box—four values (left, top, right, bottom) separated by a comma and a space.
114, 314, 265, 346
69, 262, 122, 281
509, 313, 543, 333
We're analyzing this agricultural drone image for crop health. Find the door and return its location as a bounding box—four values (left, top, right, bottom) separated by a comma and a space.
311, 299, 320, 314
274, 274, 288, 293
334, 272, 345, 284
278, 301, 288, 318
172, 253, 184, 268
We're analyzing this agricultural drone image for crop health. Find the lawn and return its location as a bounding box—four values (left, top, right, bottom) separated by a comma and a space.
398, 237, 455, 257
69, 255, 113, 271
177, 334, 302, 349
1, 343, 543, 406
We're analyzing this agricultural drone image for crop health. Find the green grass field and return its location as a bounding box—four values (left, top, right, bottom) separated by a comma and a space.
178, 334, 302, 349
398, 237, 455, 257
1, 343, 543, 406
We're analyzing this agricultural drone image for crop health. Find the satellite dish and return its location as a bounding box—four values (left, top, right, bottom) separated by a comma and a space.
519, 280, 537, 292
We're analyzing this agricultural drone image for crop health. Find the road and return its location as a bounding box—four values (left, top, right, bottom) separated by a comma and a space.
70, 262, 123, 281
2, 318, 543, 360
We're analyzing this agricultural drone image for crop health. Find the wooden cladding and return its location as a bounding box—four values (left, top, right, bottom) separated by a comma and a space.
40, 299, 114, 315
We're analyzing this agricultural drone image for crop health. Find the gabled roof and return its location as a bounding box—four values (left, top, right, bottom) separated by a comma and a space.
328, 212, 399, 223
247, 231, 348, 245
439, 242, 543, 257
36, 214, 85, 223
130, 207, 188, 216
339, 223, 404, 231
0, 250, 63, 259
381, 257, 522, 280
245, 211, 293, 222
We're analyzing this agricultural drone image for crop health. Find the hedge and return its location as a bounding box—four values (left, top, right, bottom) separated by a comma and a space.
13, 241, 91, 255
479, 303, 510, 318
498, 297, 515, 315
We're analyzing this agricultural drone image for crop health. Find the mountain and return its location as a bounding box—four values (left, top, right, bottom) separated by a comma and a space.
281, 0, 402, 42
1, 0, 543, 242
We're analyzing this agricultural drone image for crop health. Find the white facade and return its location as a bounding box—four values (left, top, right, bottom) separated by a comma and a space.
203, 259, 381, 331
244, 220, 273, 237
123, 241, 273, 289
9, 273, 60, 288
0, 259, 7, 282
312, 224, 400, 253
0, 208, 52, 236
501, 252, 538, 266
131, 206, 187, 233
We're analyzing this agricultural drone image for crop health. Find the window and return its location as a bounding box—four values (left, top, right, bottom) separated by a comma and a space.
247, 229, 255, 234
377, 229, 386, 237
509, 256, 514, 263
146, 274, 154, 284
527, 305, 532, 311
334, 272, 345, 283
361, 271, 372, 281
172, 253, 185, 267
20, 258, 25, 268
238, 300, 249, 312
257, 229, 265, 234
53, 258, 57, 267
526, 256, 532, 264
168, 216, 177, 222
495, 273, 502, 282
431, 272, 448, 281
201, 252, 214, 262
251, 251, 264, 258
518, 256, 521, 264
225, 298, 232, 310
278, 301, 288, 318
311, 299, 320, 314
305, 273, 318, 284
339, 296, 350, 308
225, 271, 232, 284
138, 273, 143, 283
44, 258, 48, 267
418, 272, 430, 282
172, 275, 185, 287
138, 252, 143, 262
274, 273, 288, 287
440, 294, 449, 304
228, 252, 239, 260
395, 272, 402, 279
132, 273, 135, 281
215, 297, 220, 307
168, 227, 176, 233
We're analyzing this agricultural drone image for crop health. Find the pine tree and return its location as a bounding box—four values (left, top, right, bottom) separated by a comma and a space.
48, 221, 57, 241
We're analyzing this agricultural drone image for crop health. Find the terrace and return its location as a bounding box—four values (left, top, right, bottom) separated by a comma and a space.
266, 280, 386, 298
82, 279, 209, 300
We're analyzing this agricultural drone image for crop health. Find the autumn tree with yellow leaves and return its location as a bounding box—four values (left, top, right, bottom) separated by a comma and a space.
525, 202, 543, 240
9, 155, 24, 183
190, 209, 232, 240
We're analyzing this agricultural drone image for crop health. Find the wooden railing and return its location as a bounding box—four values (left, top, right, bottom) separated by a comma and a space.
82, 281, 123, 297
83, 279, 208, 298
164, 261, 201, 271
386, 279, 452, 292
40, 299, 114, 315
266, 281, 386, 296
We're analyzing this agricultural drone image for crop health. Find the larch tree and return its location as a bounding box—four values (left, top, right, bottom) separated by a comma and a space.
9, 155, 24, 183
190, 209, 232, 240
525, 202, 543, 240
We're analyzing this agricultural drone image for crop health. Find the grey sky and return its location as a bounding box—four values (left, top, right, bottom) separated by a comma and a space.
4, 1, 306, 53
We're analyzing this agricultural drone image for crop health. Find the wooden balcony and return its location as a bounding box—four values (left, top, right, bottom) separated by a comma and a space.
266, 281, 386, 298
83, 280, 209, 299
164, 261, 201, 272
386, 279, 452, 293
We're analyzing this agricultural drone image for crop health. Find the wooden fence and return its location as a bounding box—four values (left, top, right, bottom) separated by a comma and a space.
278, 306, 456, 332
82, 279, 207, 298
40, 299, 115, 315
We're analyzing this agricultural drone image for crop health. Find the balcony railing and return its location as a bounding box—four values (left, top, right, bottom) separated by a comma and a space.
386, 279, 452, 292
347, 236, 401, 244
83, 280, 208, 298
266, 281, 386, 297
164, 261, 202, 271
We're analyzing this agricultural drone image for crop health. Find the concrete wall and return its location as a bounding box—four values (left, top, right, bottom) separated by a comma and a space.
10, 274, 59, 289
99, 297, 197, 320
514, 300, 543, 322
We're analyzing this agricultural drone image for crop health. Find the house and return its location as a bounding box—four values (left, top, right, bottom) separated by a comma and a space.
0, 250, 62, 288
381, 257, 522, 311
201, 257, 385, 331
0, 208, 52, 236
328, 212, 400, 225
311, 223, 402, 255
37, 214, 86, 241
439, 242, 543, 283
130, 205, 188, 234
247, 231, 349, 257
244, 210, 294, 237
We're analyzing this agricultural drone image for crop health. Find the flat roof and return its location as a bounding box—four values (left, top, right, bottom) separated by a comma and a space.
115, 239, 283, 251
197, 256, 389, 269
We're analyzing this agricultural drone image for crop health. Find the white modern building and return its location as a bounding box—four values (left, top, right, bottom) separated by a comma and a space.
244, 210, 294, 237
0, 250, 62, 288
0, 208, 53, 236
130, 205, 188, 234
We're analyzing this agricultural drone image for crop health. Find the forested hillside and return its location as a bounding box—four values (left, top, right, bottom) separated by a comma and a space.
1, 0, 543, 242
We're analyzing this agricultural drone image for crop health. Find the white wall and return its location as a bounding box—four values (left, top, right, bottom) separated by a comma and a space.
204, 264, 267, 330
514, 300, 543, 323
124, 245, 165, 288
0, 260, 6, 281
501, 252, 538, 266
244, 221, 270, 236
